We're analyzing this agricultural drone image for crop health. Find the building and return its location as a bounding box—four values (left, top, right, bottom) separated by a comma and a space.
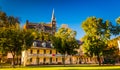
21, 40, 97, 66
23, 9, 56, 34
21, 40, 83, 65
21, 43, 82, 66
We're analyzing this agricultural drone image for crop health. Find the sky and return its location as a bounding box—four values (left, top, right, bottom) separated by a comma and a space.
0, 0, 120, 39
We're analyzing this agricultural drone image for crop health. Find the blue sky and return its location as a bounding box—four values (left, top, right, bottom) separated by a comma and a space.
0, 0, 120, 39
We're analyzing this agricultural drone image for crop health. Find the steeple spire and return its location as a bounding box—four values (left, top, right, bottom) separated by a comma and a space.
51, 8, 55, 22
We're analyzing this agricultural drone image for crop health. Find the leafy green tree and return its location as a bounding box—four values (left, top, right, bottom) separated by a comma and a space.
0, 27, 22, 67
110, 17, 120, 36
0, 11, 20, 28
107, 36, 120, 63
0, 11, 8, 27
0, 12, 34, 66
7, 16, 20, 28
21, 29, 34, 50
0, 28, 34, 67
81, 17, 111, 65
0, 28, 8, 65
7, 16, 21, 65
116, 17, 120, 24
52, 25, 79, 65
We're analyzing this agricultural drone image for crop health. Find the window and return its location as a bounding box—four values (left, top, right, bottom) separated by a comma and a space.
56, 51, 57, 54
50, 58, 52, 63
62, 58, 64, 63
30, 50, 33, 54
33, 41, 37, 47
37, 50, 39, 54
36, 58, 39, 64
44, 50, 46, 54
50, 50, 52, 54
30, 58, 32, 62
56, 58, 58, 62
44, 58, 46, 63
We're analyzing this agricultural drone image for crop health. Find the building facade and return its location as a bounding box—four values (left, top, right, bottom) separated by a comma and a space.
21, 46, 80, 65
21, 43, 98, 66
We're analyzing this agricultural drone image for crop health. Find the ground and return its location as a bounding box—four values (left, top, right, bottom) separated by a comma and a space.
0, 64, 120, 70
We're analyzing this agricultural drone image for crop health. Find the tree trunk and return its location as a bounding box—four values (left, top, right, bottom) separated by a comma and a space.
70, 55, 72, 64
63, 54, 65, 66
17, 55, 19, 65
0, 58, 1, 67
12, 55, 15, 68
97, 55, 101, 66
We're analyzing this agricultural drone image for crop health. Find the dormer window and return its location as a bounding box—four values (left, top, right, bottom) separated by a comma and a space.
33, 41, 37, 47
50, 43, 54, 48
42, 42, 46, 47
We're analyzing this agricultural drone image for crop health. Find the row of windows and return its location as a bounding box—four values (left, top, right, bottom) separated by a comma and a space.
30, 49, 58, 54
30, 58, 58, 62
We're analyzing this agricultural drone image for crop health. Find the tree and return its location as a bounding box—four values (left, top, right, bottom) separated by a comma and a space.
116, 17, 120, 24
0, 11, 8, 27
110, 17, 120, 36
0, 12, 21, 66
21, 29, 34, 50
0, 28, 34, 67
39, 31, 51, 41
107, 36, 120, 63
0, 28, 8, 65
7, 16, 21, 65
81, 17, 112, 65
0, 27, 22, 67
7, 16, 20, 28
0, 11, 34, 67
52, 25, 79, 65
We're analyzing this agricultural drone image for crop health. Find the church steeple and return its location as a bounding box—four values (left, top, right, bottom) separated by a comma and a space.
51, 9, 56, 22
51, 9, 56, 34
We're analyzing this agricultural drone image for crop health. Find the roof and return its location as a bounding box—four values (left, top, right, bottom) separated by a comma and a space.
26, 22, 52, 31
32, 40, 53, 48
77, 40, 84, 45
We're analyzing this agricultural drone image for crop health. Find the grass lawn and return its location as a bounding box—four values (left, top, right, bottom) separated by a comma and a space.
0, 65, 120, 70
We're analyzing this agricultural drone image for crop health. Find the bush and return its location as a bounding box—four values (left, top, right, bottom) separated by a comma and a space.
103, 58, 115, 65
57, 62, 62, 64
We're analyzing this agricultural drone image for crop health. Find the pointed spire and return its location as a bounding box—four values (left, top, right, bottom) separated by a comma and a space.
51, 8, 55, 22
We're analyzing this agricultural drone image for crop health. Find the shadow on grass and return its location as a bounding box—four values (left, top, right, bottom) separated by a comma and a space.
26, 64, 119, 68
61, 69, 80, 70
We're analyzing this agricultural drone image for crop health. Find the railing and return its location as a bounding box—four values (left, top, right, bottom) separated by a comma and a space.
27, 54, 64, 57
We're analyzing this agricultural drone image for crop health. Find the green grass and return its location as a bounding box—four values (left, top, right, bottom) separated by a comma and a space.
0, 65, 120, 70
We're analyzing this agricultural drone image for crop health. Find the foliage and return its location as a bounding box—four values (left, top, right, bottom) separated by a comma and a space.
81, 17, 112, 65
106, 36, 120, 60
52, 25, 79, 65
110, 17, 120, 36
39, 31, 51, 41
0, 11, 34, 67
21, 29, 34, 50
116, 17, 120, 24
0, 11, 20, 28
53, 25, 79, 54
0, 11, 8, 27
0, 27, 22, 67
